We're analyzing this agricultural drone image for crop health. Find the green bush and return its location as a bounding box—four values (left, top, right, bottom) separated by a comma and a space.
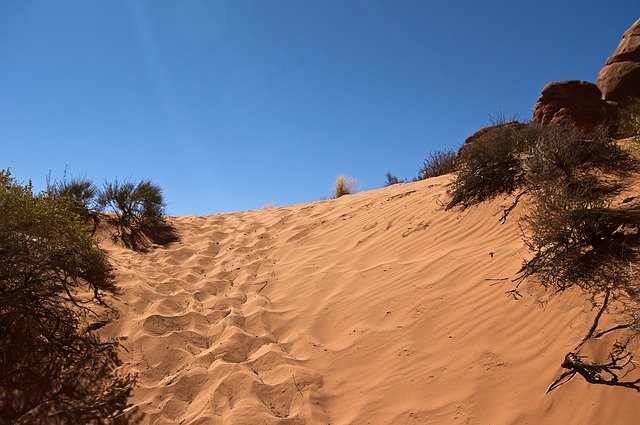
47, 175, 101, 235
98, 179, 176, 250
0, 171, 134, 423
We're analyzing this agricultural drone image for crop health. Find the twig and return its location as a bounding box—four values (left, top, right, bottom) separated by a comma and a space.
577, 288, 610, 349
547, 289, 640, 393
486, 277, 508, 286
547, 350, 640, 393
593, 323, 632, 339
546, 370, 577, 393
500, 191, 526, 224
505, 289, 522, 300
257, 281, 268, 293
292, 374, 304, 398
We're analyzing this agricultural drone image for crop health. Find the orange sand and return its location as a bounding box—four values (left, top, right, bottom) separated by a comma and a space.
102, 175, 640, 424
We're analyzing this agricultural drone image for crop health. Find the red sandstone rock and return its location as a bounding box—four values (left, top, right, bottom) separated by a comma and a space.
463, 122, 528, 145
596, 19, 640, 105
531, 80, 612, 130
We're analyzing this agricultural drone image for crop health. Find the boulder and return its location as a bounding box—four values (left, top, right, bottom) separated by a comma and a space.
596, 19, 640, 106
531, 80, 612, 130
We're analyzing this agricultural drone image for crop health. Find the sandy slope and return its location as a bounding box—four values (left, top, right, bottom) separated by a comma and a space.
102, 176, 640, 424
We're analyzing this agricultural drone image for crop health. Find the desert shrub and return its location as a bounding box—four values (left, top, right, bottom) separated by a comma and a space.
447, 122, 538, 209
417, 149, 457, 180
98, 179, 176, 251
518, 125, 639, 294
334, 175, 357, 198
384, 172, 405, 187
617, 99, 640, 140
47, 175, 101, 235
0, 170, 134, 423
488, 109, 520, 126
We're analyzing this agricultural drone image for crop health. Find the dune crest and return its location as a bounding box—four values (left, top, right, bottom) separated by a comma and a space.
104, 176, 640, 424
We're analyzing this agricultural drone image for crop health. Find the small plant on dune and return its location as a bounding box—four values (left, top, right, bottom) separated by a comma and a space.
98, 179, 177, 251
334, 175, 357, 198
451, 116, 640, 391
517, 125, 639, 294
0, 170, 134, 423
488, 108, 520, 126
417, 149, 458, 180
617, 98, 640, 140
447, 122, 538, 209
500, 125, 640, 392
384, 172, 405, 187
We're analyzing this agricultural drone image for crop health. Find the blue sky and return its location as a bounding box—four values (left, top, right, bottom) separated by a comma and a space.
1, 1, 637, 215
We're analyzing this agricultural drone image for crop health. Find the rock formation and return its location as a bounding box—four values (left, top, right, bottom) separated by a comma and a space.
463, 121, 528, 145
596, 18, 640, 106
531, 80, 612, 130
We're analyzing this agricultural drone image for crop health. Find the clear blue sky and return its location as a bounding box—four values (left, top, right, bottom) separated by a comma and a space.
2, 2, 637, 215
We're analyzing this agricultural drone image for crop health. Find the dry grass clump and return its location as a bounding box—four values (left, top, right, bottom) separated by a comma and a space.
448, 121, 640, 391
334, 175, 357, 198
449, 121, 640, 296
384, 172, 405, 187
417, 149, 458, 180
447, 123, 539, 209
518, 125, 639, 293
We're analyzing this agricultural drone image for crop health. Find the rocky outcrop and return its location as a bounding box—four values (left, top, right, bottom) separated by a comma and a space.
463, 121, 528, 145
532, 80, 613, 130
596, 19, 640, 106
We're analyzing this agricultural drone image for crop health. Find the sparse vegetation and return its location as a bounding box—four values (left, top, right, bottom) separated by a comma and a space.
448, 119, 640, 392
447, 122, 537, 209
518, 124, 638, 293
384, 172, 405, 187
98, 179, 177, 251
618, 99, 640, 140
334, 175, 357, 198
0, 170, 134, 423
417, 149, 457, 180
488, 109, 520, 126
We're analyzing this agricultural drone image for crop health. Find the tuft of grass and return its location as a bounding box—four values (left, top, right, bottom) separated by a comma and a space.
417, 149, 458, 180
384, 172, 405, 187
334, 175, 357, 198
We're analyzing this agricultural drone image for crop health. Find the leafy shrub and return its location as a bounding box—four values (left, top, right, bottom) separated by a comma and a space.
447, 122, 538, 209
98, 179, 177, 250
417, 149, 458, 180
334, 175, 357, 198
47, 175, 101, 235
0, 170, 134, 423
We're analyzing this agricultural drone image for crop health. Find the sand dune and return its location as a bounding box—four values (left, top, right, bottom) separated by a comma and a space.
102, 175, 640, 424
